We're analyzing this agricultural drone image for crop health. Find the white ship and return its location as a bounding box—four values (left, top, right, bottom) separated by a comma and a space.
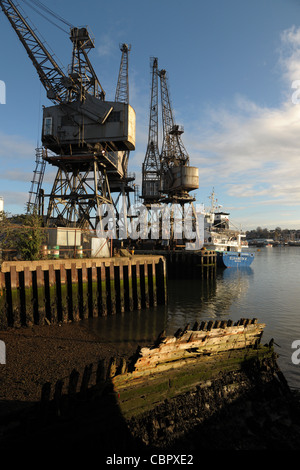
203, 190, 254, 268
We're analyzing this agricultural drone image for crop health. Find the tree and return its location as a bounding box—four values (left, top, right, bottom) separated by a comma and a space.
15, 211, 46, 261
0, 211, 46, 261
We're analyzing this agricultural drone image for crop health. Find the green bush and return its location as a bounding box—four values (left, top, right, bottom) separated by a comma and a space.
0, 210, 46, 261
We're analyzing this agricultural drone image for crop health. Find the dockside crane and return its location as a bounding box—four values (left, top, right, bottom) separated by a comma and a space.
111, 43, 136, 238
158, 68, 198, 204
140, 59, 200, 248
158, 67, 199, 247
0, 0, 136, 230
141, 57, 161, 206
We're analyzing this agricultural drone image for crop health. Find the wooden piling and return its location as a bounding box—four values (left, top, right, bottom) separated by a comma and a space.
0, 256, 167, 327
70, 263, 80, 321
80, 263, 89, 319
23, 267, 34, 325
143, 261, 150, 308
156, 258, 167, 305
48, 264, 57, 324
35, 266, 46, 325
133, 261, 141, 310
10, 266, 21, 327
90, 263, 98, 317
0, 272, 7, 328
58, 265, 68, 323
109, 262, 116, 314
125, 263, 134, 311
100, 262, 107, 316
151, 260, 157, 307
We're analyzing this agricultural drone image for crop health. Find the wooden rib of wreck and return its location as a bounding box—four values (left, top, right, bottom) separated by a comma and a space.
114, 318, 264, 379
128, 318, 265, 375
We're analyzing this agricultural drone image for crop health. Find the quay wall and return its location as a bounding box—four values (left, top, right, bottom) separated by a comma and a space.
0, 255, 167, 328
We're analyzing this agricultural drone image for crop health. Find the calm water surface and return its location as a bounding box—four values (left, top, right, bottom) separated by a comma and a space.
83, 247, 300, 389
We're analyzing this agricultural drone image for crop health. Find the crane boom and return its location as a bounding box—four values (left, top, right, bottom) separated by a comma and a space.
0, 0, 67, 103
159, 68, 189, 168
115, 43, 131, 103
69, 27, 105, 101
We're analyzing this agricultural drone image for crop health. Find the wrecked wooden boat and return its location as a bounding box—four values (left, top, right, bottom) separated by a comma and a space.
111, 318, 268, 419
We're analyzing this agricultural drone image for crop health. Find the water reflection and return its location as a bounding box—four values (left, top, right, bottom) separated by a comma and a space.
83, 267, 254, 343
84, 306, 168, 345
165, 267, 253, 333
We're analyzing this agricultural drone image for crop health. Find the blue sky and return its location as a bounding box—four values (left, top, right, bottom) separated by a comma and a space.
1, 0, 300, 230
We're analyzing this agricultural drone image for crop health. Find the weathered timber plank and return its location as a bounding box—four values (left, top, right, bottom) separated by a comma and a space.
131, 323, 265, 372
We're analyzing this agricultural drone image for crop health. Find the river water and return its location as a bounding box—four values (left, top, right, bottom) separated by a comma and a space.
84, 246, 300, 390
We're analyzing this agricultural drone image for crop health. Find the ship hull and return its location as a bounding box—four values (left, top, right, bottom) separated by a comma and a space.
217, 251, 255, 268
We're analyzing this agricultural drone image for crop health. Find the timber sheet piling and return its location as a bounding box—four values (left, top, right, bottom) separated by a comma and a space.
0, 255, 167, 328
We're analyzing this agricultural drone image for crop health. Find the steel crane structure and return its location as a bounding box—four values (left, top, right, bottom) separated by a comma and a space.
141, 60, 200, 248
0, 0, 136, 230
141, 57, 161, 206
141, 61, 198, 206
158, 68, 198, 204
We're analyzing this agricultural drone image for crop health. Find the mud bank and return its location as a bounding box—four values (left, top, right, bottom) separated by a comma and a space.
0, 322, 142, 409
1, 323, 300, 453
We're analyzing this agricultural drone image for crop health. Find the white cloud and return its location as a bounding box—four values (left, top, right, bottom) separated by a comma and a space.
186, 28, 300, 216
0, 132, 34, 158
97, 33, 116, 57
279, 25, 300, 83
1, 190, 28, 210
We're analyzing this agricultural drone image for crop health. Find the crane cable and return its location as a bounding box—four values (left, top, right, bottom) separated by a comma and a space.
27, 0, 74, 27
20, 0, 74, 33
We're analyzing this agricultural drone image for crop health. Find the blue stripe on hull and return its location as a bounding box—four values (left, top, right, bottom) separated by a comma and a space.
217, 251, 255, 268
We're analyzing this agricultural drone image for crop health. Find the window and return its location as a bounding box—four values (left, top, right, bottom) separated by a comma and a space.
43, 117, 53, 136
